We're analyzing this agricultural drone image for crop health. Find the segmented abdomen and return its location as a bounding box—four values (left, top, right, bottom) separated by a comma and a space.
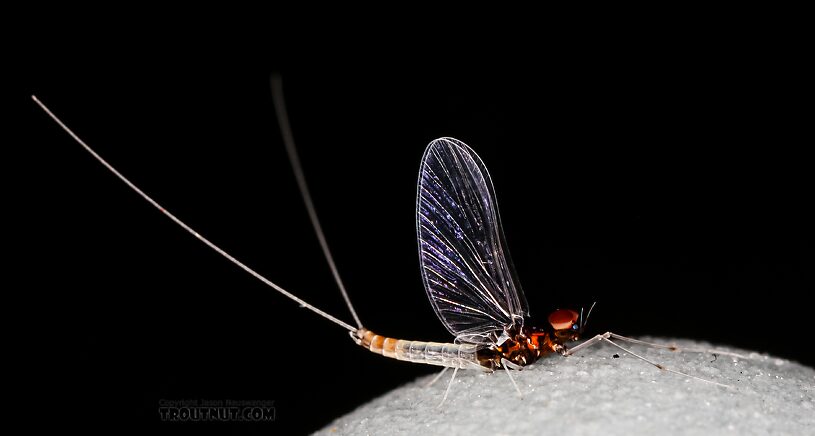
356, 328, 483, 370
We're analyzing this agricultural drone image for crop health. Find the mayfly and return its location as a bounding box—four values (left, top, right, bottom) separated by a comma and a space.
32, 77, 738, 404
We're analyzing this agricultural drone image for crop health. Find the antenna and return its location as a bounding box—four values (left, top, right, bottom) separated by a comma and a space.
32, 95, 357, 333
583, 301, 597, 330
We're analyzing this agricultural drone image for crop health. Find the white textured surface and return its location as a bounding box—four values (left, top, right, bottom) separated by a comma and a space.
317, 338, 815, 436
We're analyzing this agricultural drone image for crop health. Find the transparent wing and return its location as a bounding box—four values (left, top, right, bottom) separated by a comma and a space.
416, 137, 528, 344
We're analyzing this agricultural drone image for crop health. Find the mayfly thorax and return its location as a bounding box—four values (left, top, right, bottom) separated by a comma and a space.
33, 76, 739, 403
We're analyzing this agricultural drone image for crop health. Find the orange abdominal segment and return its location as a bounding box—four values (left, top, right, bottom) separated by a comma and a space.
355, 328, 484, 369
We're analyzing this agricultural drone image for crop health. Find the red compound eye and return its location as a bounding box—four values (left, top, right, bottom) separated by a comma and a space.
548, 309, 579, 330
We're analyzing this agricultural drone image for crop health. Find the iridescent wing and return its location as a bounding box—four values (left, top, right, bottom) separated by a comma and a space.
416, 137, 528, 344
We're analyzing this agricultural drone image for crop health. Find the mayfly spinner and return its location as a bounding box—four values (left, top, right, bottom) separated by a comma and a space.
33, 78, 738, 403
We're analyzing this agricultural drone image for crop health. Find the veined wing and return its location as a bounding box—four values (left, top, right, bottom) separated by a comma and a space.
416, 138, 528, 344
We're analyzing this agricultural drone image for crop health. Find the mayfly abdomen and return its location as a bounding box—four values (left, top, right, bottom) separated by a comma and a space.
356, 329, 483, 370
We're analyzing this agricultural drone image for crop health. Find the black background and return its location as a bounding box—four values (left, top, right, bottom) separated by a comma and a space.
21, 26, 811, 434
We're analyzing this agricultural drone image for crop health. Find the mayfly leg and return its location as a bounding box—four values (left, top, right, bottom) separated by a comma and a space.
568, 331, 749, 359
31, 95, 358, 334
600, 332, 749, 359
565, 331, 739, 389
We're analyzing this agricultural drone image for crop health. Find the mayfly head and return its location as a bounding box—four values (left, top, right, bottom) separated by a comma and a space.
548, 309, 581, 342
